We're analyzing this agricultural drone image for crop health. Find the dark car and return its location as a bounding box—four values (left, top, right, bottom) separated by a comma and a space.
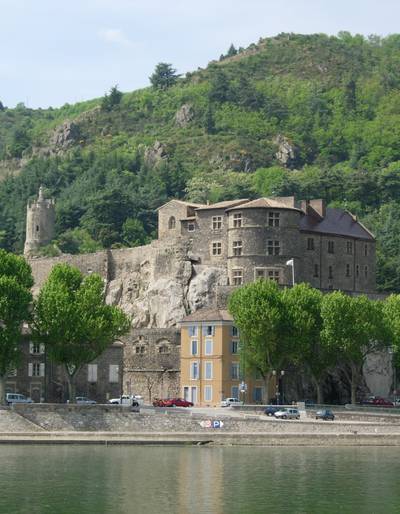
264, 405, 281, 417
316, 409, 335, 421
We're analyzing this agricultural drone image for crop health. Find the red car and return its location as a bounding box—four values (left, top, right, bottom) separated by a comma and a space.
153, 398, 193, 407
362, 396, 393, 407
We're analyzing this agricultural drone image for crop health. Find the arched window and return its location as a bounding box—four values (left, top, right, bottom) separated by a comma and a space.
168, 216, 176, 229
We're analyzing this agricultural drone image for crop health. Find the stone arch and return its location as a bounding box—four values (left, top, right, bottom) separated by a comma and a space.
156, 339, 172, 354
168, 216, 176, 229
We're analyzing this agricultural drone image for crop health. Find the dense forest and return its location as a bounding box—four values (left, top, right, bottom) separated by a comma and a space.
1, 32, 400, 291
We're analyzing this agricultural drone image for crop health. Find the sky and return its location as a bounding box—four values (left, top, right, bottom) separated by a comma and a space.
1, 0, 400, 109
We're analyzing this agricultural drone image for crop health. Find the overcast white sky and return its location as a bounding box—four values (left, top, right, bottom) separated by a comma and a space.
1, 0, 399, 108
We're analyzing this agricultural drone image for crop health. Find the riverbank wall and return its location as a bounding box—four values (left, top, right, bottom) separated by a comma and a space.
1, 404, 400, 446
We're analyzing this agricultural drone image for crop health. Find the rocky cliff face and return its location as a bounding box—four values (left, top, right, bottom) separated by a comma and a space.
30, 239, 228, 330
105, 244, 228, 328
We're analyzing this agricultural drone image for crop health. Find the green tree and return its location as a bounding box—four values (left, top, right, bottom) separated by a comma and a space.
228, 280, 290, 400
101, 85, 123, 111
283, 284, 332, 403
33, 264, 130, 402
226, 44, 238, 57
321, 292, 389, 404
149, 63, 179, 90
122, 218, 149, 247
382, 295, 400, 387
0, 250, 33, 404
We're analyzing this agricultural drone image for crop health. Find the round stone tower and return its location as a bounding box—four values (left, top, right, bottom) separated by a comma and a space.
24, 186, 55, 256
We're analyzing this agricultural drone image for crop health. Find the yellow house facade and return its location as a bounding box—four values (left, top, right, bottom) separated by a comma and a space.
180, 309, 274, 406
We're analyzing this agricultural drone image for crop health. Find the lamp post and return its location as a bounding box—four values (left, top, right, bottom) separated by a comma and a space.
286, 259, 295, 286
389, 346, 397, 400
272, 370, 285, 405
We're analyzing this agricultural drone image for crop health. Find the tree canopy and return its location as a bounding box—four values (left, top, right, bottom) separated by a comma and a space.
33, 264, 130, 401
0, 250, 33, 404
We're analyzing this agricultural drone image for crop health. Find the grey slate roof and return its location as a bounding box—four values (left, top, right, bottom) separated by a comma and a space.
300, 208, 375, 240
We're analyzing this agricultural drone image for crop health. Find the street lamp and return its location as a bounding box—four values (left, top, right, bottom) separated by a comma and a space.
389, 346, 397, 400
272, 370, 285, 405
286, 259, 295, 286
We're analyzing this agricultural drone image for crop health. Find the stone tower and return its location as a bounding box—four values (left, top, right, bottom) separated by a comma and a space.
24, 186, 55, 256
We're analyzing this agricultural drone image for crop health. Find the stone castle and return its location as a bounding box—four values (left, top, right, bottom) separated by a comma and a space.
20, 189, 387, 403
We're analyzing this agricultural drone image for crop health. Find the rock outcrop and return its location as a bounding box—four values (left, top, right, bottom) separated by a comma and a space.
49, 120, 81, 153
144, 141, 167, 167
175, 104, 194, 127
274, 134, 297, 167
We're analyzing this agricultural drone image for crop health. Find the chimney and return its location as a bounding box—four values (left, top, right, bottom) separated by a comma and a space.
309, 199, 326, 218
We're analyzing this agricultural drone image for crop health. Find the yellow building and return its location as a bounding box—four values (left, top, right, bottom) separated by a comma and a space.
180, 309, 274, 406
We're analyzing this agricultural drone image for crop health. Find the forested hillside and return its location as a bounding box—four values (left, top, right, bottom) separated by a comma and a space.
1, 32, 400, 291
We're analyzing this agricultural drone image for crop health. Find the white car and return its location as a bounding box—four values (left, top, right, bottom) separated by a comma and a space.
274, 408, 300, 420
221, 397, 242, 407
6, 393, 33, 405
108, 394, 143, 406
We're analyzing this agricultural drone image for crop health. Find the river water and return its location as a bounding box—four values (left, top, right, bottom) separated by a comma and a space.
1, 445, 399, 514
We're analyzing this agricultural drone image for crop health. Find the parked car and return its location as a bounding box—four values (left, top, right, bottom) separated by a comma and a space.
315, 409, 335, 421
274, 408, 300, 420
75, 397, 96, 405
221, 398, 242, 407
361, 396, 393, 407
108, 395, 140, 407
168, 398, 193, 407
6, 393, 33, 405
264, 405, 281, 417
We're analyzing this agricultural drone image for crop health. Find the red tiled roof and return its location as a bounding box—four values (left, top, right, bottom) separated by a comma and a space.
181, 309, 233, 323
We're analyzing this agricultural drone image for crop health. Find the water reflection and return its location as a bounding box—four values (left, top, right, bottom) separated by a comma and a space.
1, 446, 400, 514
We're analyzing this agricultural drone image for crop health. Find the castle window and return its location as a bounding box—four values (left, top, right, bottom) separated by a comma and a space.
356, 265, 360, 277
268, 212, 280, 227
158, 345, 170, 354
364, 244, 368, 256
255, 267, 281, 283
346, 264, 351, 277
205, 339, 213, 355
307, 238, 314, 251
190, 361, 199, 380
88, 364, 97, 383
232, 269, 243, 285
29, 362, 44, 377
347, 241, 353, 255
233, 213, 242, 228
231, 341, 239, 354
328, 266, 333, 279
233, 240, 242, 256
364, 265, 368, 278
267, 269, 281, 283
204, 362, 213, 380
212, 242, 222, 256
36, 225, 39, 232
205, 325, 215, 336
313, 264, 319, 278
232, 326, 239, 337
188, 326, 198, 337
191, 340, 198, 355
109, 365, 119, 383
231, 363, 240, 380
328, 241, 334, 254
255, 268, 266, 280
168, 216, 176, 229
212, 216, 222, 230
135, 345, 146, 354
267, 240, 280, 255
204, 385, 212, 402
188, 223, 195, 232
